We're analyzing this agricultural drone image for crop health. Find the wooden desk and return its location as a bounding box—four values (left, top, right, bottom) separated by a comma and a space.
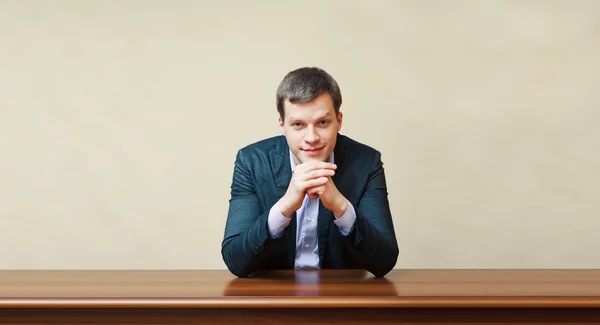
1, 269, 600, 324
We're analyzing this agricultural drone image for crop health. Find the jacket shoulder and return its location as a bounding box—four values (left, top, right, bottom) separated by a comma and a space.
239, 135, 284, 152
337, 134, 381, 159
235, 135, 286, 162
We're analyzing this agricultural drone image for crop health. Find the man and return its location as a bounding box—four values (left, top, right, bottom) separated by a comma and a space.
222, 67, 398, 277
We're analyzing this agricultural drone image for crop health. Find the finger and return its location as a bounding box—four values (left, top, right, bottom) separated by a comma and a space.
303, 177, 328, 190
307, 185, 325, 200
300, 169, 335, 181
300, 161, 337, 172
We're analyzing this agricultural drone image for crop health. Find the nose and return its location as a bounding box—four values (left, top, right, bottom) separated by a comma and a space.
304, 126, 320, 144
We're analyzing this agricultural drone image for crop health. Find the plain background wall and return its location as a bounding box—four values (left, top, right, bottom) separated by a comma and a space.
1, 0, 599, 270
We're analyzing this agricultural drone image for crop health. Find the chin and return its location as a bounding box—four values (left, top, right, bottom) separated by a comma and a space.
302, 153, 330, 163
295, 147, 331, 164
305, 157, 328, 163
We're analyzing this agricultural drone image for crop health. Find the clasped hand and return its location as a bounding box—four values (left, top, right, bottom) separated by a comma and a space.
278, 161, 348, 218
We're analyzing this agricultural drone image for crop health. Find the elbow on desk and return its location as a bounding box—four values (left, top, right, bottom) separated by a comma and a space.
222, 255, 248, 278
221, 242, 254, 278
369, 244, 399, 278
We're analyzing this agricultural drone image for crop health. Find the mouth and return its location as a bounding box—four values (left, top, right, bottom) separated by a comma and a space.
301, 146, 325, 156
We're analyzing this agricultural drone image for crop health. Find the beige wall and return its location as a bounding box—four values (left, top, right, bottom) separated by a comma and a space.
1, 0, 599, 270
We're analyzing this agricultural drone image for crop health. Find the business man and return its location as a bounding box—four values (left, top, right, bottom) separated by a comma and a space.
222, 67, 398, 277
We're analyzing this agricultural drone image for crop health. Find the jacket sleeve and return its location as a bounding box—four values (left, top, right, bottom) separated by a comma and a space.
338, 151, 399, 277
221, 149, 286, 277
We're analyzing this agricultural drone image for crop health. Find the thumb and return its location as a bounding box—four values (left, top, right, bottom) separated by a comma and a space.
307, 188, 319, 200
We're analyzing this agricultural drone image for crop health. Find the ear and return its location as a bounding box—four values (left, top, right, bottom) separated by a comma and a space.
336, 112, 343, 131
278, 116, 285, 135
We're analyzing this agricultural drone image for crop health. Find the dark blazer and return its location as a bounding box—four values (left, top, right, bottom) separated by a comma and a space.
222, 133, 399, 277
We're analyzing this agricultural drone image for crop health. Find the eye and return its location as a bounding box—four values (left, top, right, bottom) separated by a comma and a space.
292, 122, 304, 128
318, 120, 329, 126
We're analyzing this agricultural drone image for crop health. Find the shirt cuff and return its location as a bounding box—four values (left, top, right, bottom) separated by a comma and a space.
333, 200, 356, 236
268, 202, 292, 239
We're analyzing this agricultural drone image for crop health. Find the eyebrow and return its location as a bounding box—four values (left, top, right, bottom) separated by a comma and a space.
288, 113, 333, 123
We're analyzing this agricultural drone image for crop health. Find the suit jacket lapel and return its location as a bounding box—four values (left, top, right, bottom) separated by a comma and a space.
318, 133, 348, 266
269, 137, 296, 268
270, 151, 291, 199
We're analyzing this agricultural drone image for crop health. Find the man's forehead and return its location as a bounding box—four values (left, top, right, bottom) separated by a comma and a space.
284, 100, 335, 118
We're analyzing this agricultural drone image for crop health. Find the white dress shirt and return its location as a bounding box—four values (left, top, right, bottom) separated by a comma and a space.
267, 151, 357, 269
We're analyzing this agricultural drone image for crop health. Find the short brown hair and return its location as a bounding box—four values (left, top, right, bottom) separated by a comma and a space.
276, 67, 342, 121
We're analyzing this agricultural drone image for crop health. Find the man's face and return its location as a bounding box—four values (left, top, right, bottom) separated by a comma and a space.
279, 93, 343, 164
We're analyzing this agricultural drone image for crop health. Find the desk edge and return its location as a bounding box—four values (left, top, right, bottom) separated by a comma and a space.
2, 297, 600, 308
